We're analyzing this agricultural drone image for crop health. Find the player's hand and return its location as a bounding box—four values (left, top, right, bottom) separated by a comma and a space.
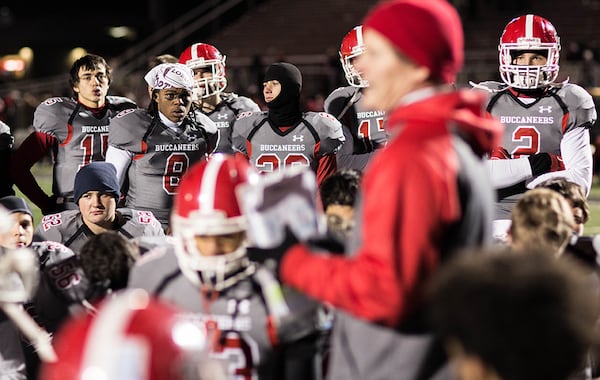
490, 146, 511, 159
247, 226, 299, 272
527, 153, 565, 176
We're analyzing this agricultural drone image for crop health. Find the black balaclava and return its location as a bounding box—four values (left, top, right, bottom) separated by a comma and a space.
264, 62, 302, 127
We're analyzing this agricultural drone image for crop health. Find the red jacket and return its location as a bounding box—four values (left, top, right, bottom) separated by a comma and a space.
281, 88, 502, 327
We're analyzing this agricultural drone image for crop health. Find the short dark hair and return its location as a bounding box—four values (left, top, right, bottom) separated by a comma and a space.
319, 169, 362, 210
80, 231, 137, 300
427, 249, 599, 380
147, 54, 178, 70
69, 54, 112, 95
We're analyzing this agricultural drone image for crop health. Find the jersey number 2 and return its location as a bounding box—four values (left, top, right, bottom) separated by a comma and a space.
511, 126, 540, 158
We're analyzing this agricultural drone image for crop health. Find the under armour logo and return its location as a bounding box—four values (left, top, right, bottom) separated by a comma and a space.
538, 106, 552, 113
217, 113, 228, 120
292, 135, 304, 142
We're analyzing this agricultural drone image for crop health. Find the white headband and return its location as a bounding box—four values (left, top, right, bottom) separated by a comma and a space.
144, 63, 194, 91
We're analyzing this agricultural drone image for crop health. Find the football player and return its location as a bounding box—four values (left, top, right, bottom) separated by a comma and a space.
9, 54, 137, 214
34, 162, 164, 254
0, 195, 34, 249
179, 43, 262, 154
472, 14, 597, 242
232, 62, 345, 186
128, 154, 328, 380
105, 63, 217, 230
324, 25, 388, 171
31, 162, 165, 333
0, 205, 43, 380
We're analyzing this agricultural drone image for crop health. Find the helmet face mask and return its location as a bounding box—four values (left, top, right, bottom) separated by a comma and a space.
172, 213, 249, 290
171, 154, 254, 290
498, 14, 560, 89
179, 43, 228, 99
340, 25, 369, 88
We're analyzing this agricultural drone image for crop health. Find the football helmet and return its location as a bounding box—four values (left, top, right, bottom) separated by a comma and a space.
40, 289, 226, 380
179, 43, 227, 99
171, 154, 256, 290
339, 25, 368, 88
498, 14, 560, 89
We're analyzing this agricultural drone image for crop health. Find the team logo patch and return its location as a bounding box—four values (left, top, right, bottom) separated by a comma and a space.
116, 108, 136, 118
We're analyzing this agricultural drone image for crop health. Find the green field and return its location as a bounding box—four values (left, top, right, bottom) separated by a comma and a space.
15, 161, 600, 237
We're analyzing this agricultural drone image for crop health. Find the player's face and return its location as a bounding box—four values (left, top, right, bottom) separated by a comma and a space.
73, 66, 110, 108
512, 51, 548, 66
263, 80, 281, 103
192, 67, 215, 100
78, 191, 117, 229
156, 88, 193, 123
356, 29, 430, 111
0, 212, 33, 249
325, 204, 355, 237
194, 232, 245, 256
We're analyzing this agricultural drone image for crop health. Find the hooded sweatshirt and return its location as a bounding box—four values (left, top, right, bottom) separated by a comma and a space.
280, 87, 503, 380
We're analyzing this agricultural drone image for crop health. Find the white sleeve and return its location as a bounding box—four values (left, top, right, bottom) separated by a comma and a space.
526, 127, 593, 195
105, 145, 134, 188
485, 157, 533, 189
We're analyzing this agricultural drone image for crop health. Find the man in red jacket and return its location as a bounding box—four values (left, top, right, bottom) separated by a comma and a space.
274, 1, 504, 379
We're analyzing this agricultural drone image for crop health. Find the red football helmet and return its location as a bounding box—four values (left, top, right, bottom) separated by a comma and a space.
339, 25, 368, 88
40, 289, 226, 380
179, 43, 227, 99
171, 154, 256, 289
499, 14, 560, 89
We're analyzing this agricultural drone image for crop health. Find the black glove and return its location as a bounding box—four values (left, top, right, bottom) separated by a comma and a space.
528, 153, 565, 176
247, 226, 299, 271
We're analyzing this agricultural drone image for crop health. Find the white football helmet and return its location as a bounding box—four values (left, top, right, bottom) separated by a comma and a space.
179, 43, 228, 99
171, 154, 257, 290
498, 14, 560, 89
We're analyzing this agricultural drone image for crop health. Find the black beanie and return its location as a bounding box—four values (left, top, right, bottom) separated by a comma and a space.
264, 62, 303, 126
0, 196, 33, 217
74, 162, 121, 204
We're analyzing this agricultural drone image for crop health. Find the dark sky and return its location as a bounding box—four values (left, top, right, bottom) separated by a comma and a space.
0, 1, 185, 77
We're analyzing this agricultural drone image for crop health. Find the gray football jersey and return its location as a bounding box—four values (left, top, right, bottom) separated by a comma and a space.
109, 109, 211, 226
480, 81, 596, 219
129, 245, 323, 379
33, 96, 136, 200
34, 208, 164, 254
324, 86, 387, 171
232, 111, 344, 174
206, 93, 261, 154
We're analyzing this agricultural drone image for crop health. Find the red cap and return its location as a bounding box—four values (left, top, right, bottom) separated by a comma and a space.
363, 0, 464, 84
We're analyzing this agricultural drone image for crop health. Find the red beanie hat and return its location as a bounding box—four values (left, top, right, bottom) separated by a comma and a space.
363, 0, 464, 84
